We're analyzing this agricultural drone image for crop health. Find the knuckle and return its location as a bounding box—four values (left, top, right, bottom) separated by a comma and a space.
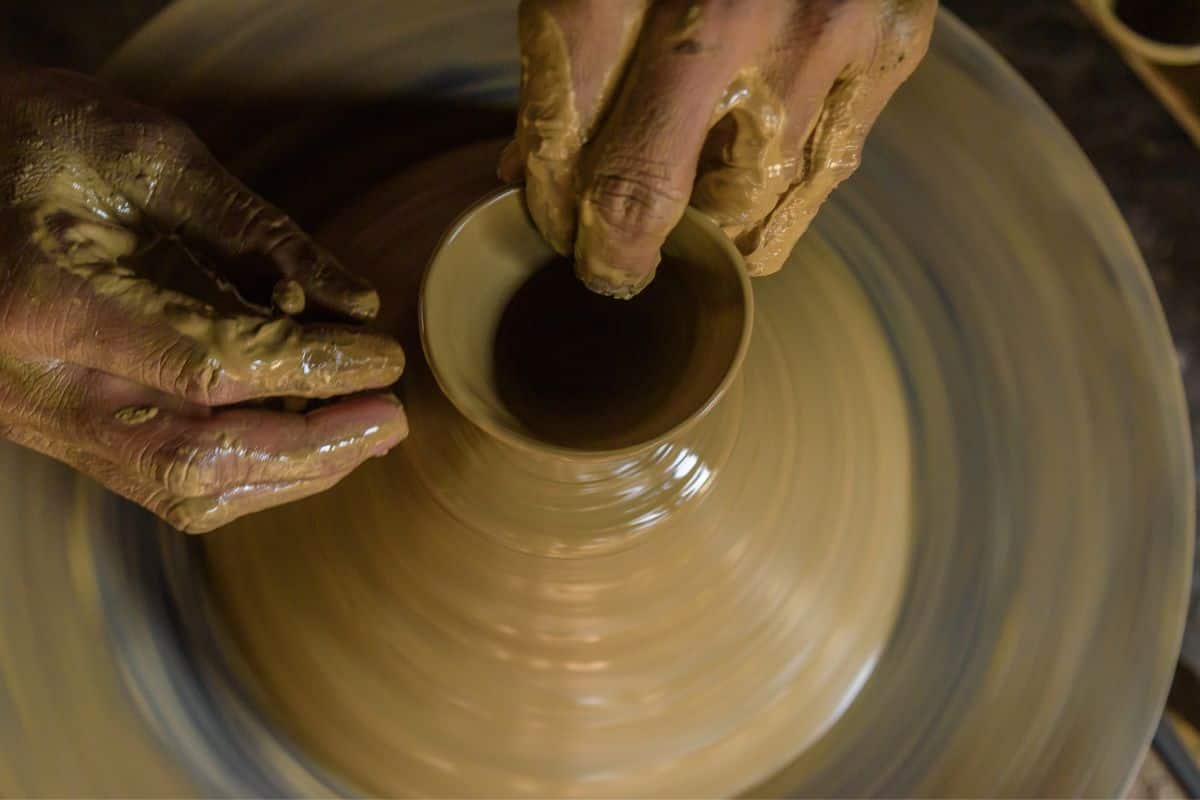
587, 160, 687, 240
156, 340, 232, 406
0, 279, 20, 337
1, 361, 81, 428
256, 219, 304, 258
147, 434, 221, 496
139, 114, 203, 157
174, 365, 221, 405
0, 378, 27, 423
66, 404, 105, 451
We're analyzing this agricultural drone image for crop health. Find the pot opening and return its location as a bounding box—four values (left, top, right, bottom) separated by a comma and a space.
421, 189, 751, 457
493, 253, 735, 451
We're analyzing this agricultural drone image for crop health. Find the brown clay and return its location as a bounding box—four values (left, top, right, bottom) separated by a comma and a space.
200, 176, 910, 797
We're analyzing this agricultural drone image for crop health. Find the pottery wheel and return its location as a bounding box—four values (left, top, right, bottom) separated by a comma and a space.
0, 1, 1192, 797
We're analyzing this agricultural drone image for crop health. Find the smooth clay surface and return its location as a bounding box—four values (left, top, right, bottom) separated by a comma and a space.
201, 155, 911, 798
0, 3, 1190, 798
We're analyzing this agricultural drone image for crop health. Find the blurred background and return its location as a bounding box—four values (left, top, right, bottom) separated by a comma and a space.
2, 0, 1199, 795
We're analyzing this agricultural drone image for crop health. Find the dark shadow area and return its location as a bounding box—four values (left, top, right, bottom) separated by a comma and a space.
0, 0, 169, 73
494, 256, 699, 451
160, 95, 514, 232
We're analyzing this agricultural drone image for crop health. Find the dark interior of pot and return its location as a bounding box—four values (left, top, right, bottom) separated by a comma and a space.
421, 188, 750, 453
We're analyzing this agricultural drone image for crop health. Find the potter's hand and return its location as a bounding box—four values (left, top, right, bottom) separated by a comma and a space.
0, 66, 408, 533
499, 0, 934, 296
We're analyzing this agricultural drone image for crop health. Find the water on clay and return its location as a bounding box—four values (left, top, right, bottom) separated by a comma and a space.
493, 256, 699, 450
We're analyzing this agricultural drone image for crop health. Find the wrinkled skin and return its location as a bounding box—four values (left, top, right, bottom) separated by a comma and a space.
0, 67, 408, 533
500, 0, 936, 296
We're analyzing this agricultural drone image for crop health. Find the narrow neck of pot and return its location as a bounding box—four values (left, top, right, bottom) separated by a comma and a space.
404, 355, 745, 559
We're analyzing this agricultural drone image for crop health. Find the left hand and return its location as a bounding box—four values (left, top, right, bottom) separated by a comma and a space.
0, 66, 408, 533
499, 0, 936, 297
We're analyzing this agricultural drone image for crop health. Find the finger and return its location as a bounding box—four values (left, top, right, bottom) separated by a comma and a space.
3, 252, 404, 404
94, 386, 408, 498
738, 3, 934, 275
574, 0, 780, 297
103, 121, 380, 320
691, 6, 851, 235
164, 471, 350, 534
148, 311, 406, 403
7, 421, 351, 534
509, 0, 648, 254
0, 68, 375, 319
0, 358, 406, 501
738, 77, 871, 276
272, 278, 306, 315
739, 75, 897, 275
0, 391, 200, 533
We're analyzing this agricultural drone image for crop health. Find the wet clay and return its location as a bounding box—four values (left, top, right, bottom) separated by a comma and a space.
1, 8, 1184, 797
21, 171, 404, 401
198, 161, 913, 797
506, 0, 649, 297
505, 0, 934, 290
113, 406, 159, 425
512, 5, 583, 258
1, 66, 382, 323
694, 68, 793, 232
493, 255, 698, 450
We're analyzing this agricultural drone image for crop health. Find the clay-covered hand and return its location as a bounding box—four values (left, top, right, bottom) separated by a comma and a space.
499, 0, 935, 296
0, 66, 408, 533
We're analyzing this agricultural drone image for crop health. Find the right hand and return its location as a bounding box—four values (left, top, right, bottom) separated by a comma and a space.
499, 0, 934, 296
0, 66, 408, 533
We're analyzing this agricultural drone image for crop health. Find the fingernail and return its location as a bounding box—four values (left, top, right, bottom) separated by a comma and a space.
272, 278, 307, 315
573, 248, 657, 300
363, 396, 409, 449
572, 195, 660, 298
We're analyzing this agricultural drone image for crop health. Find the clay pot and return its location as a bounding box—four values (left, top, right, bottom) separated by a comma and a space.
421, 187, 751, 458
196, 148, 917, 795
